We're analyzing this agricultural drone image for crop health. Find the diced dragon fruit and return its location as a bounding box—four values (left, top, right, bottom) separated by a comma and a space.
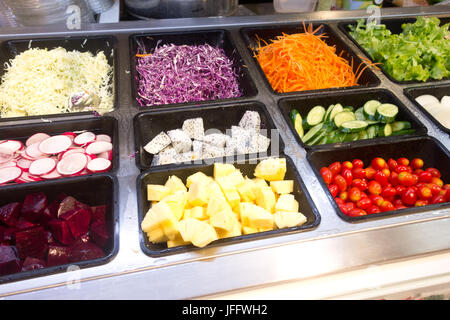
48, 220, 75, 245
0, 245, 21, 276
47, 245, 71, 267
89, 221, 109, 248
15, 226, 48, 259
0, 202, 22, 227
69, 241, 104, 262
21, 256, 46, 271
21, 192, 47, 223
90, 205, 107, 224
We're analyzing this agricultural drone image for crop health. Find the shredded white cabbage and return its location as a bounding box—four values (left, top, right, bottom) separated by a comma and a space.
0, 47, 114, 118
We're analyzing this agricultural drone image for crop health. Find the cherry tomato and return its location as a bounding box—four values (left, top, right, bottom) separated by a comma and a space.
334, 175, 347, 192
338, 203, 350, 215
401, 187, 417, 206
360, 191, 368, 198
443, 184, 450, 191
426, 168, 441, 178
414, 169, 424, 176
374, 170, 389, 186
348, 187, 362, 202
335, 197, 345, 205
341, 168, 353, 186
352, 167, 366, 179
411, 158, 424, 169
411, 174, 419, 186
395, 185, 406, 197
445, 189, 450, 202
352, 159, 364, 169
346, 202, 356, 210
431, 195, 446, 204
342, 161, 353, 171
352, 178, 368, 191
431, 177, 444, 188
390, 171, 400, 186
381, 168, 391, 178
388, 158, 398, 172
418, 186, 433, 200
427, 183, 442, 196
381, 186, 396, 198
393, 199, 404, 207
415, 199, 429, 207
369, 194, 384, 207
395, 205, 408, 210
367, 205, 381, 214
398, 172, 415, 187
397, 157, 410, 166
356, 197, 372, 210
328, 184, 338, 197
320, 167, 333, 185
418, 171, 433, 183
371, 157, 386, 171
365, 167, 377, 180
339, 191, 348, 201
368, 180, 382, 195
380, 200, 395, 212
395, 165, 409, 174
347, 208, 367, 217
328, 162, 342, 177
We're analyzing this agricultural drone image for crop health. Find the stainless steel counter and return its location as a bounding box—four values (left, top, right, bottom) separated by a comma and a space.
0, 6, 449, 300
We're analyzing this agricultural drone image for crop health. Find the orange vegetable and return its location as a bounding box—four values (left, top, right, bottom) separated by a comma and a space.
253, 23, 378, 93
136, 53, 152, 58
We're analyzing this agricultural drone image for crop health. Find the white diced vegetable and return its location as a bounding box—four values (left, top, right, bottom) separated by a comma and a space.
167, 129, 192, 153
182, 118, 204, 140
144, 131, 171, 155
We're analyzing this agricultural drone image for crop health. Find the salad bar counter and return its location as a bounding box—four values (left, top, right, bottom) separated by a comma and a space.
0, 6, 449, 299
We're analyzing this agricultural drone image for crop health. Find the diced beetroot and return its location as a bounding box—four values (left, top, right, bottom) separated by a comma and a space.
90, 221, 109, 248
57, 196, 91, 218
2, 227, 17, 244
39, 207, 54, 226
90, 205, 107, 224
15, 217, 36, 230
21, 256, 46, 271
69, 242, 104, 262
48, 220, 74, 245
0, 245, 21, 276
80, 232, 90, 243
60, 208, 91, 239
45, 230, 55, 244
47, 245, 71, 267
57, 193, 69, 202
15, 226, 48, 259
21, 192, 47, 223
0, 202, 22, 227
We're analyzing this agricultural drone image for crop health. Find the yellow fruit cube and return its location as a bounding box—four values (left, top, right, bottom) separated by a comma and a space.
151, 201, 179, 240
210, 210, 237, 232
165, 175, 187, 193
183, 208, 192, 219
217, 219, 242, 239
186, 171, 212, 188
224, 190, 240, 209
216, 176, 241, 209
213, 163, 235, 180
270, 180, 294, 194
167, 235, 190, 248
252, 177, 268, 188
178, 218, 200, 242
227, 170, 245, 187
147, 184, 171, 201
141, 208, 160, 233
255, 186, 276, 213
239, 202, 274, 229
206, 197, 232, 218
160, 191, 187, 221
275, 194, 299, 213
190, 206, 208, 220
147, 229, 167, 243
274, 211, 307, 229
179, 218, 217, 248
188, 181, 210, 207
242, 226, 258, 235
207, 181, 227, 202
236, 179, 256, 203
254, 158, 287, 181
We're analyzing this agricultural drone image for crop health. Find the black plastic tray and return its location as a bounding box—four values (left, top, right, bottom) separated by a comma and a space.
338, 17, 450, 85
0, 173, 119, 284
133, 101, 285, 171
278, 88, 428, 150
0, 116, 119, 179
306, 136, 450, 223
404, 83, 450, 135
0, 35, 118, 122
129, 29, 258, 109
240, 22, 380, 96
136, 155, 321, 257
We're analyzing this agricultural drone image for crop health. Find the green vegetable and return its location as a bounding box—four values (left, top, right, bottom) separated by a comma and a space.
375, 103, 399, 123
349, 17, 450, 82
302, 123, 324, 143
294, 114, 304, 139
363, 100, 381, 120
340, 120, 368, 133
334, 111, 356, 127
306, 106, 326, 126
355, 107, 366, 120
329, 104, 344, 122
391, 121, 412, 132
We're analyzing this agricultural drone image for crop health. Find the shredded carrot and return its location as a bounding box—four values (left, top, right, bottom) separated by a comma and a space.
136, 53, 152, 58
253, 23, 378, 93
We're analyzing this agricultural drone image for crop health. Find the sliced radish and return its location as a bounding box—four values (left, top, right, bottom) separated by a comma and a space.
97, 151, 112, 161
95, 134, 112, 143
0, 140, 23, 154
74, 131, 96, 146
17, 159, 32, 171
56, 152, 88, 176
29, 158, 57, 176
0, 166, 22, 184
38, 135, 72, 155
0, 149, 14, 164
87, 158, 111, 173
0, 161, 17, 169
26, 133, 51, 147
86, 153, 97, 161
26, 142, 46, 159
60, 148, 85, 160
16, 171, 42, 183
85, 141, 112, 155
62, 132, 77, 141
41, 169, 62, 180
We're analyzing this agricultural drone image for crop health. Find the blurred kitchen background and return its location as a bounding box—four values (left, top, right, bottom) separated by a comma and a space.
0, 0, 447, 28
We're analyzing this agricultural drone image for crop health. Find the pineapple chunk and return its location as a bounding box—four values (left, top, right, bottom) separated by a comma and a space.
216, 176, 240, 209
179, 218, 217, 248
207, 180, 227, 202
152, 201, 179, 240
236, 179, 256, 203
217, 219, 242, 239
206, 197, 232, 218
188, 181, 210, 207
270, 180, 294, 194
165, 175, 187, 193
160, 190, 187, 221
252, 177, 268, 188
224, 190, 240, 209
147, 229, 168, 243
210, 209, 237, 232
183, 208, 192, 219
186, 171, 213, 188
227, 170, 245, 187
147, 184, 171, 201
213, 163, 235, 180
275, 194, 299, 213
141, 208, 160, 233
254, 158, 287, 181
167, 234, 190, 248
254, 186, 276, 213
190, 206, 208, 220
242, 226, 259, 235
274, 211, 307, 229
239, 202, 274, 229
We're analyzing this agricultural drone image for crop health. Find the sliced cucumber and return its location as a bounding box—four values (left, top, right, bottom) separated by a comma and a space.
343, 132, 359, 142
294, 113, 304, 139
324, 104, 334, 123
391, 121, 411, 132
359, 130, 368, 140
364, 120, 380, 125
302, 117, 310, 131
366, 125, 378, 139
355, 107, 366, 121
306, 106, 326, 126
390, 129, 415, 136
329, 104, 344, 122
289, 109, 300, 125
325, 130, 338, 144
334, 111, 356, 128
379, 123, 393, 137
342, 106, 354, 112
317, 136, 328, 145
363, 100, 381, 120
307, 130, 327, 146
376, 103, 399, 123
302, 123, 323, 144
340, 120, 369, 133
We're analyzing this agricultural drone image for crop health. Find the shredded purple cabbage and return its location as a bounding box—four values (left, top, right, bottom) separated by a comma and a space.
135, 43, 243, 106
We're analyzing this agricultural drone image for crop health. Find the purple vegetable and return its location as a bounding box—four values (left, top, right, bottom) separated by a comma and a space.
135, 43, 242, 106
